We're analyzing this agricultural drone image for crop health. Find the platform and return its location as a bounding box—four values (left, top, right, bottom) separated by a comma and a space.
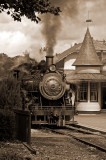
74, 112, 106, 133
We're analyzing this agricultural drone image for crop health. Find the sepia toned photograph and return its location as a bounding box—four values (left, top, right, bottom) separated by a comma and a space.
0, 0, 106, 159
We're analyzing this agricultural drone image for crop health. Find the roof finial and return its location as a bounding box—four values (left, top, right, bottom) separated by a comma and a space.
86, 11, 92, 28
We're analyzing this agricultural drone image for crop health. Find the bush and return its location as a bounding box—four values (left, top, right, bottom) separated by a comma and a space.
0, 76, 22, 109
0, 109, 16, 141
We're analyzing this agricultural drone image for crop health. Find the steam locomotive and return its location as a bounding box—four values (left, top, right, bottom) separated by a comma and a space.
19, 56, 75, 126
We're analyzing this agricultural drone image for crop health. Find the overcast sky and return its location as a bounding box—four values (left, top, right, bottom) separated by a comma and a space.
0, 0, 106, 61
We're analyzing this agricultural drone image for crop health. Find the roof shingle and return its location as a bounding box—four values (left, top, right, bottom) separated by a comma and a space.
66, 72, 106, 83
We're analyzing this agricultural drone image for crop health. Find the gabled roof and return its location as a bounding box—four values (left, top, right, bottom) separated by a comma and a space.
73, 28, 102, 66
54, 43, 81, 63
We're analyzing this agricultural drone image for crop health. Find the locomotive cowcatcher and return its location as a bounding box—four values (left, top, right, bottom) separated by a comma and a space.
20, 56, 75, 126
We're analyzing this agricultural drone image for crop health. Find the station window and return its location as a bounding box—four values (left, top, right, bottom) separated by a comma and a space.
90, 83, 98, 102
78, 82, 88, 102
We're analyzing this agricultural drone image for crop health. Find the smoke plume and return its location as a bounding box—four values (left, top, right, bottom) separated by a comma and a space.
41, 0, 78, 56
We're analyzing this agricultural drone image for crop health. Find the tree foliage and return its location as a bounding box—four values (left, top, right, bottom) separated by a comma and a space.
0, 0, 61, 23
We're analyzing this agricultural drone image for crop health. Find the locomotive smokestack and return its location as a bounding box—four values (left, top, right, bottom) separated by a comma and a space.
46, 56, 54, 67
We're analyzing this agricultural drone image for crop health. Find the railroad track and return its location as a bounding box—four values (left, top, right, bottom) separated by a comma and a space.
65, 125, 106, 138
44, 126, 106, 153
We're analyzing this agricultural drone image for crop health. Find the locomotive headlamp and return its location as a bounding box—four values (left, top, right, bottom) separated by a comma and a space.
49, 64, 56, 72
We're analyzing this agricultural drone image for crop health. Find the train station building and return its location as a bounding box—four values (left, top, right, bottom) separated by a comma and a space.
54, 28, 106, 113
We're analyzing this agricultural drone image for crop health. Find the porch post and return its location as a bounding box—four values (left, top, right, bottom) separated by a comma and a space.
98, 82, 101, 109
88, 82, 90, 102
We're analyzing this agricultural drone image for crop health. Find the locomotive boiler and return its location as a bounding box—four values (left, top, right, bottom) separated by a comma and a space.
20, 56, 75, 126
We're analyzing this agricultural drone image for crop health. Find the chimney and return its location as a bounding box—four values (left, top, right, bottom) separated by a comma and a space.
46, 56, 54, 67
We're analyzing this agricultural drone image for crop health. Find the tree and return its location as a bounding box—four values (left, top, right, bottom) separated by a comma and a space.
0, 0, 61, 23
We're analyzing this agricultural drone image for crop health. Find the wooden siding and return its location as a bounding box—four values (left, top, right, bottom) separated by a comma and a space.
64, 59, 76, 70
